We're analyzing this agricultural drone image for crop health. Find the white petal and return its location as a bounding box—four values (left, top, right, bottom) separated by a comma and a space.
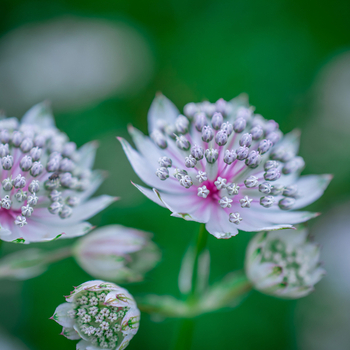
76, 170, 106, 202
118, 137, 188, 193
293, 174, 332, 209
33, 195, 116, 226
76, 340, 101, 350
132, 182, 166, 208
76, 141, 98, 170
153, 188, 212, 223
147, 93, 179, 134
128, 125, 165, 167
62, 327, 81, 340
21, 102, 56, 129
205, 206, 239, 239
51, 302, 75, 327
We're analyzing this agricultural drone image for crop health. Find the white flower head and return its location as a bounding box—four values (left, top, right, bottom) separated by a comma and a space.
0, 102, 117, 243
73, 225, 161, 283
245, 226, 325, 299
119, 94, 332, 239
51, 280, 140, 350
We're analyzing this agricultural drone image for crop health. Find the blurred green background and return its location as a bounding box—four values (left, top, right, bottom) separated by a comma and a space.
0, 0, 350, 349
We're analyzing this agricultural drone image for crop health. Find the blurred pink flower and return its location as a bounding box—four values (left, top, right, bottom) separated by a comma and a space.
0, 103, 116, 243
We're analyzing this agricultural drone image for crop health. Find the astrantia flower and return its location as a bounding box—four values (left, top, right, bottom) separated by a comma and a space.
245, 227, 325, 298
73, 225, 161, 283
0, 103, 116, 243
52, 280, 140, 350
118, 94, 332, 239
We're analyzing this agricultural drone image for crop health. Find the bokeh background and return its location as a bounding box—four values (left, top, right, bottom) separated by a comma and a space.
0, 0, 350, 349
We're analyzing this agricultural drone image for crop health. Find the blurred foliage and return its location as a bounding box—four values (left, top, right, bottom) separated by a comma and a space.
0, 0, 349, 349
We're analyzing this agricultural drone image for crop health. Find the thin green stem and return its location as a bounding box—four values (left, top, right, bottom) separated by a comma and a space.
172, 319, 195, 350
188, 223, 207, 302
173, 223, 207, 350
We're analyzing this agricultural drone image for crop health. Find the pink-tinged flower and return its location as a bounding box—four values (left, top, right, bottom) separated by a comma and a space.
52, 280, 140, 350
73, 225, 161, 283
119, 94, 332, 239
0, 103, 116, 243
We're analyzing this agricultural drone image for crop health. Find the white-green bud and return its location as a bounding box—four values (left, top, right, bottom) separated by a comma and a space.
175, 135, 191, 151
30, 161, 43, 177
245, 227, 325, 299
60, 205, 73, 218
260, 196, 275, 208
158, 156, 172, 168
156, 167, 169, 181
205, 148, 218, 164
2, 155, 13, 170
244, 175, 258, 188
2, 195, 12, 209
185, 155, 197, 168
20, 155, 33, 171
0, 144, 9, 157
28, 180, 40, 193
175, 115, 189, 134
30, 147, 42, 161
20, 137, 34, 153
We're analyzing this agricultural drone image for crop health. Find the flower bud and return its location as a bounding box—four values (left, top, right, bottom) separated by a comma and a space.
215, 130, 228, 146
20, 155, 33, 171
52, 280, 140, 350
194, 112, 207, 131
205, 148, 218, 164
34, 134, 46, 148
30, 147, 42, 161
2, 155, 13, 170
21, 204, 34, 217
20, 137, 33, 153
201, 125, 214, 142
236, 107, 252, 121
184, 102, 199, 118
175, 135, 191, 151
151, 130, 167, 149
260, 196, 275, 208
60, 205, 73, 219
245, 150, 262, 168
266, 130, 282, 145
191, 145, 204, 160
236, 146, 249, 160
0, 129, 10, 143
179, 175, 193, 188
175, 115, 189, 134
283, 185, 298, 198
211, 112, 223, 130
264, 160, 279, 171
2, 195, 12, 209
158, 156, 172, 168
49, 190, 62, 202
223, 150, 237, 165
282, 156, 305, 175
270, 184, 284, 196
233, 117, 246, 133
264, 168, 281, 181
185, 155, 197, 168
15, 189, 27, 202
49, 201, 63, 215
239, 133, 252, 147
156, 167, 169, 180
258, 139, 273, 154
229, 212, 242, 224
250, 125, 263, 140
11, 131, 23, 147
278, 197, 295, 210
74, 225, 160, 283
30, 161, 43, 177
60, 158, 75, 172
226, 183, 239, 195
245, 227, 325, 299
0, 144, 9, 157
244, 176, 258, 188
13, 174, 26, 188
2, 178, 13, 191
28, 180, 40, 193
66, 196, 80, 207
259, 182, 272, 194
221, 122, 233, 136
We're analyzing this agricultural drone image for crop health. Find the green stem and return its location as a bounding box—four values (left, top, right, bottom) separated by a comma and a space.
188, 223, 207, 302
172, 319, 195, 350
173, 223, 207, 350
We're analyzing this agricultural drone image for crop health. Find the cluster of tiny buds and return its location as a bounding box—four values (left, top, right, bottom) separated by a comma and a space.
152, 98, 305, 225
68, 291, 129, 349
262, 237, 316, 287
0, 122, 89, 227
